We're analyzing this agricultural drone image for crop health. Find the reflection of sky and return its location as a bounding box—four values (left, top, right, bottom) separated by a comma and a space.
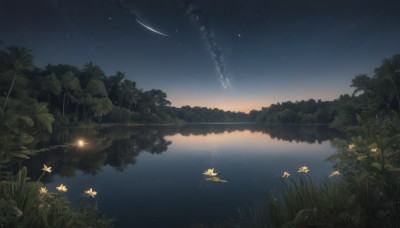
167, 130, 331, 155
47, 129, 336, 227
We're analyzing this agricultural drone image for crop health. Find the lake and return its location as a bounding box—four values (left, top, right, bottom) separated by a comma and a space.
19, 124, 343, 227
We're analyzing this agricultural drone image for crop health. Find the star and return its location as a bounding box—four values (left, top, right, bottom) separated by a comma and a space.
108, 16, 112, 20
237, 33, 242, 38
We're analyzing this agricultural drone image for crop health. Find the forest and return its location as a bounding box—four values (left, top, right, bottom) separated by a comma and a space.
2, 45, 400, 129
1, 44, 400, 227
0, 45, 248, 127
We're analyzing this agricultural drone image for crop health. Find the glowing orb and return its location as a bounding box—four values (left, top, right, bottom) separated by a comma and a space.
77, 139, 85, 147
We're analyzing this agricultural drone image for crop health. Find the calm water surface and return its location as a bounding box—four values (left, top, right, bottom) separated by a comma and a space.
22, 124, 343, 227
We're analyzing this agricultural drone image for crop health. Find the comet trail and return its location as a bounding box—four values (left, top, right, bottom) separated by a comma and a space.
113, 0, 170, 37
135, 19, 170, 37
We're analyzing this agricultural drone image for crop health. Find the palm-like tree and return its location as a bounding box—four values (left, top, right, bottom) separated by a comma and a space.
374, 54, 400, 111
0, 46, 33, 110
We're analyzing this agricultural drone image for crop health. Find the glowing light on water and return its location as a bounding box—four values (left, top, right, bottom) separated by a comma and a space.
76, 139, 86, 148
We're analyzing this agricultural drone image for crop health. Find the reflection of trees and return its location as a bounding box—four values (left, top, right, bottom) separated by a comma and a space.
17, 124, 344, 179
175, 124, 344, 143
257, 125, 345, 144
17, 126, 172, 180
104, 138, 139, 172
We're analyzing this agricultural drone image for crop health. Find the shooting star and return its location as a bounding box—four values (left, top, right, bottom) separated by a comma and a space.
135, 19, 170, 37
113, 0, 170, 37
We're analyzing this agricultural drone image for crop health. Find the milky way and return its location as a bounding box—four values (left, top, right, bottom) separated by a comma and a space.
183, 0, 230, 90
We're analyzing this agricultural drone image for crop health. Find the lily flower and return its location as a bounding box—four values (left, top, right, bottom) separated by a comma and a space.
56, 184, 68, 192
348, 144, 356, 151
85, 188, 97, 198
39, 187, 48, 194
41, 164, 52, 173
203, 168, 218, 176
371, 148, 379, 153
282, 171, 290, 178
297, 166, 310, 173
329, 170, 340, 177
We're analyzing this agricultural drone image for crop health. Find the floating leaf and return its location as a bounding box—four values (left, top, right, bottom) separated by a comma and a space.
206, 177, 228, 183
12, 153, 30, 159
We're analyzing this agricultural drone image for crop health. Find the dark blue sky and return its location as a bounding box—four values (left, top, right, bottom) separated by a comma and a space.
1, 0, 400, 112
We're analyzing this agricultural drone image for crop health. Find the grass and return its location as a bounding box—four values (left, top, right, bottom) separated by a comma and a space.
0, 167, 113, 228
267, 174, 363, 228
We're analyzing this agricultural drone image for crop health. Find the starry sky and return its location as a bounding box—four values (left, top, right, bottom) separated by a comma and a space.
1, 0, 400, 112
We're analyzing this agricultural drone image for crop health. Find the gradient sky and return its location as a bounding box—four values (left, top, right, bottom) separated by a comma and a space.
1, 0, 400, 112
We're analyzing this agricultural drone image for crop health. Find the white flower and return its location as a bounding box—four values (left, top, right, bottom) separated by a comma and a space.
203, 168, 218, 176
329, 170, 340, 177
41, 164, 52, 173
56, 184, 67, 192
39, 187, 48, 194
85, 188, 97, 198
281, 171, 290, 178
297, 166, 310, 173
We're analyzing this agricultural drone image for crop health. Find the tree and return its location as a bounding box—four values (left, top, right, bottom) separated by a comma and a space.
140, 89, 171, 114
119, 80, 140, 112
374, 54, 400, 112
0, 46, 33, 110
80, 79, 111, 122
80, 62, 106, 88
85, 79, 108, 97
35, 73, 62, 103
58, 71, 82, 118
106, 71, 125, 105
28, 102, 55, 133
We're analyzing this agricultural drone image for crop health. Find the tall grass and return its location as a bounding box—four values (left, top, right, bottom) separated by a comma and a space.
267, 175, 360, 228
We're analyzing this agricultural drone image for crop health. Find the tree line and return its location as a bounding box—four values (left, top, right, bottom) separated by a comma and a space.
0, 45, 250, 128
1, 44, 400, 129
250, 54, 400, 127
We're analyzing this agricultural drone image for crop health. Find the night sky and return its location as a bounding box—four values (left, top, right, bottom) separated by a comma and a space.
1, 0, 400, 112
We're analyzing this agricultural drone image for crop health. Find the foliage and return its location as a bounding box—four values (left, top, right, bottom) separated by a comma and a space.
166, 105, 249, 123
0, 102, 54, 162
0, 167, 113, 227
266, 54, 400, 227
268, 176, 360, 227
326, 112, 400, 227
252, 99, 330, 124
0, 45, 34, 110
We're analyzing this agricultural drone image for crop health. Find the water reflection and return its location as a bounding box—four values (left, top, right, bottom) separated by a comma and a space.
15, 124, 343, 181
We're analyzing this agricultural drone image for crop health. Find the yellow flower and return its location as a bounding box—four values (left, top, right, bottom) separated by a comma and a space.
297, 166, 310, 173
282, 171, 290, 178
56, 184, 68, 192
39, 187, 48, 194
371, 148, 379, 153
85, 188, 97, 198
348, 144, 356, 151
41, 164, 52, 173
203, 168, 218, 176
329, 170, 340, 177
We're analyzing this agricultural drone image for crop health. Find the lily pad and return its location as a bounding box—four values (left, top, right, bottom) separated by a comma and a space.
206, 177, 228, 183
